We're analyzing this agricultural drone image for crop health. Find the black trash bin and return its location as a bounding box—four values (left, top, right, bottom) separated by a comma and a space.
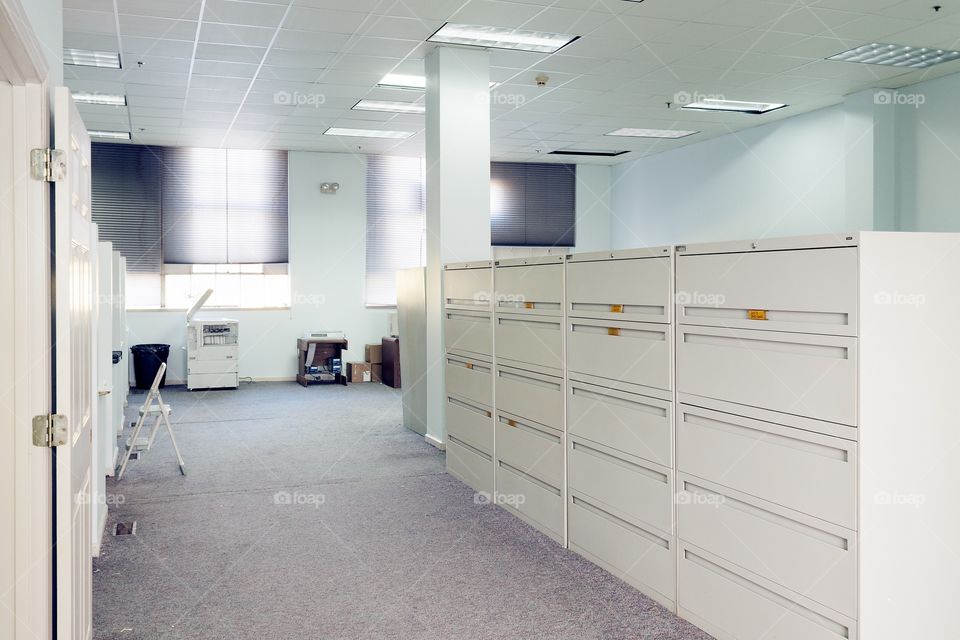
131, 344, 170, 389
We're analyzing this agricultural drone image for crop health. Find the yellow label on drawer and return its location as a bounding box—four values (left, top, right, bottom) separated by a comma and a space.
525, 302, 535, 309
507, 419, 516, 427
610, 304, 623, 313
486, 411, 492, 418
748, 309, 768, 321
465, 362, 474, 370
607, 327, 621, 336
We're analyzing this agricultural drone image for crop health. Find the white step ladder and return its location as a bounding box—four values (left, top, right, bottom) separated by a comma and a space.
115, 362, 186, 479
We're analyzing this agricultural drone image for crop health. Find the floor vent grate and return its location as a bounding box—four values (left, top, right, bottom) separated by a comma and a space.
115, 522, 137, 536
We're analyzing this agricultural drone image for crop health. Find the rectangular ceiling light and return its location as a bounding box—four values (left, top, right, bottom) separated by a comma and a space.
680, 98, 786, 114
828, 43, 960, 68
352, 100, 425, 114
377, 73, 498, 91
72, 92, 127, 106
323, 127, 413, 139
88, 130, 131, 140
549, 150, 630, 157
63, 48, 121, 69
605, 128, 698, 139
427, 23, 580, 54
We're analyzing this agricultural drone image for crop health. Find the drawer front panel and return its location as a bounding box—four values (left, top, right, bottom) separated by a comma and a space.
567, 378, 672, 467
568, 439, 673, 534
496, 460, 564, 541
677, 325, 857, 426
445, 354, 493, 407
446, 396, 493, 455
444, 267, 492, 310
495, 263, 563, 315
676, 246, 858, 336
495, 313, 563, 373
569, 494, 676, 609
188, 359, 238, 374
566, 257, 671, 323
495, 366, 563, 430
679, 545, 856, 640
677, 404, 857, 529
568, 319, 672, 392
495, 414, 563, 489
444, 311, 492, 358
447, 437, 493, 495
677, 476, 857, 617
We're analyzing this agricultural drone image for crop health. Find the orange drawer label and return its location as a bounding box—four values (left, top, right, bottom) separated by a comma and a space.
748, 309, 768, 321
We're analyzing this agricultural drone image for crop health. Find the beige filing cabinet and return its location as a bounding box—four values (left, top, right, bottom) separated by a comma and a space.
443, 261, 495, 495
674, 232, 960, 640
493, 256, 566, 543
564, 247, 678, 610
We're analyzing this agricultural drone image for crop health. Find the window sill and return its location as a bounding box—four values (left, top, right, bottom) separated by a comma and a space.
128, 306, 293, 312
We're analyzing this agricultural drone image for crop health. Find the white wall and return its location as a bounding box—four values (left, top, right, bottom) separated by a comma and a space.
21, 0, 62, 85
611, 106, 848, 248
127, 153, 610, 383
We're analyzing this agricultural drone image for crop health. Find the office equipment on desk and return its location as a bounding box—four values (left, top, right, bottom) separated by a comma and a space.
298, 337, 348, 386
185, 289, 239, 390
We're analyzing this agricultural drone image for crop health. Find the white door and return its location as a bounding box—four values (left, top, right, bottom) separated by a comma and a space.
53, 86, 94, 640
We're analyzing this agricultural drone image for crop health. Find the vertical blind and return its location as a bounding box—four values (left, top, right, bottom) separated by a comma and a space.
90, 143, 163, 273
490, 162, 576, 247
91, 143, 289, 268
365, 155, 426, 307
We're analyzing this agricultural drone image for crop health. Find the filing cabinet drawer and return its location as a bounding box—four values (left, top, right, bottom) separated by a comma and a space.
677, 475, 857, 617
496, 459, 564, 542
677, 325, 857, 426
447, 436, 493, 495
445, 353, 492, 407
444, 310, 492, 358
495, 413, 563, 489
679, 544, 857, 640
495, 365, 563, 430
567, 378, 672, 467
444, 265, 492, 310
677, 404, 857, 529
495, 313, 563, 374
568, 438, 673, 535
446, 396, 493, 456
676, 246, 858, 336
569, 493, 676, 610
566, 254, 671, 323
568, 319, 671, 392
495, 261, 564, 315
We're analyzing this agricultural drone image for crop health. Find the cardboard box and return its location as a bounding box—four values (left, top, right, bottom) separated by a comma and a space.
371, 364, 383, 383
364, 343, 383, 364
347, 362, 371, 383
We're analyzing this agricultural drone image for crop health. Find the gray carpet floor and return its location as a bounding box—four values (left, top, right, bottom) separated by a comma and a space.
94, 381, 712, 640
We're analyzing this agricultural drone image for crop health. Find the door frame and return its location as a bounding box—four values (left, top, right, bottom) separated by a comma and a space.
0, 1, 55, 639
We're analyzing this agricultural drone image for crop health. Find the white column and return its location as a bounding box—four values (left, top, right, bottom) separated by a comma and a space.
843, 89, 897, 231
423, 46, 491, 447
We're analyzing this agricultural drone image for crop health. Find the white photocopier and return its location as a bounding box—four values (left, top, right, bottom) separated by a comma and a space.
186, 289, 239, 390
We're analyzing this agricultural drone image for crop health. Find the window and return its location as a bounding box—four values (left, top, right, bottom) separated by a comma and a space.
491, 162, 576, 247
365, 155, 426, 307
92, 143, 290, 308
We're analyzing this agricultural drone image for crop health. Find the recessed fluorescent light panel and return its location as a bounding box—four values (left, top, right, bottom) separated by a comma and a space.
352, 100, 425, 114
72, 92, 127, 106
63, 48, 121, 69
828, 43, 960, 68
323, 127, 413, 139
427, 23, 579, 53
549, 150, 630, 157
605, 128, 698, 139
88, 130, 131, 140
680, 98, 786, 114
377, 73, 498, 91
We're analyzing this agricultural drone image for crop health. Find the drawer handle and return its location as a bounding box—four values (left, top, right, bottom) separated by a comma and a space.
448, 435, 492, 461
683, 411, 850, 462
447, 358, 490, 374
446, 297, 487, 307
571, 302, 666, 317
498, 460, 561, 496
683, 481, 850, 550
571, 495, 669, 549
499, 415, 561, 443
683, 332, 848, 360
572, 323, 666, 341
684, 306, 850, 328
498, 369, 561, 391
571, 386, 668, 417
572, 441, 667, 484
447, 396, 490, 418
684, 550, 850, 638
447, 312, 490, 324
498, 317, 561, 330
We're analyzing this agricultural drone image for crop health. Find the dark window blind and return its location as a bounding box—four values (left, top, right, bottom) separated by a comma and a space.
366, 155, 426, 307
90, 143, 162, 273
490, 162, 576, 247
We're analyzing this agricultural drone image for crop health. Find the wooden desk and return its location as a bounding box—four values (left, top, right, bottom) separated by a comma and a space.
296, 338, 348, 386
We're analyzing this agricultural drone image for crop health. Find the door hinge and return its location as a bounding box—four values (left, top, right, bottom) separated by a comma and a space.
32, 414, 68, 447
30, 148, 66, 182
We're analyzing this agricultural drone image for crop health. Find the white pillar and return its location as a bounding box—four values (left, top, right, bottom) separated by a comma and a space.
423, 46, 491, 447
843, 89, 897, 231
